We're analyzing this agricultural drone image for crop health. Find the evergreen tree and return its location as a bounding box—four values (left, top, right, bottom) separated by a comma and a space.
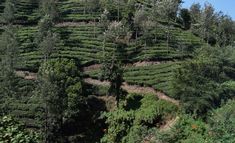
40, 0, 58, 21
201, 3, 216, 45
36, 0, 59, 61
1, 0, 16, 24
38, 59, 84, 142
172, 46, 235, 116
0, 0, 19, 97
209, 100, 235, 142
0, 26, 19, 97
101, 21, 130, 106
189, 3, 202, 36
179, 8, 191, 30
155, 0, 181, 53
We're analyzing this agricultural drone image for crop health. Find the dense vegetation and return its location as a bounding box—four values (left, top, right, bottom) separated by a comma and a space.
0, 0, 234, 142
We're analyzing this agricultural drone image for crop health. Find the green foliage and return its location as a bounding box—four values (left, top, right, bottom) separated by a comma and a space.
172, 46, 235, 116
80, 0, 101, 14
101, 94, 178, 143
36, 15, 53, 43
156, 114, 209, 143
0, 24, 19, 98
39, 31, 59, 60
38, 58, 84, 142
40, 0, 58, 21
0, 116, 39, 143
179, 8, 191, 30
135, 95, 177, 124
208, 100, 235, 143
173, 60, 221, 115
101, 52, 124, 105
1, 0, 16, 24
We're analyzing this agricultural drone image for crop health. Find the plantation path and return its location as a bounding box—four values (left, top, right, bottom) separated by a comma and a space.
15, 70, 179, 105
83, 60, 169, 72
85, 78, 179, 106
142, 116, 180, 143
159, 116, 180, 131
15, 71, 37, 80
55, 21, 97, 27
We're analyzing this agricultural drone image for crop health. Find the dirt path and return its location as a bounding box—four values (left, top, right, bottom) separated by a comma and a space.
84, 78, 179, 106
16, 70, 180, 132
15, 71, 37, 80
15, 70, 179, 105
83, 60, 169, 72
55, 21, 97, 27
159, 116, 179, 131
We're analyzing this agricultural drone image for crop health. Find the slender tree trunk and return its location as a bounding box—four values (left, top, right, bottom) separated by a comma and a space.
117, 0, 120, 21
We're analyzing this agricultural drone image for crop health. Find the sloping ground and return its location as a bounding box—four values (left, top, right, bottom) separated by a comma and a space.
15, 70, 179, 105
85, 61, 180, 97
142, 116, 180, 143
0, 0, 203, 137
84, 78, 179, 106
0, 0, 202, 71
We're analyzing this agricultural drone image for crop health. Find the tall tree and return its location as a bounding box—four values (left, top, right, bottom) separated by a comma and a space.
215, 14, 235, 47
1, 0, 16, 24
36, 0, 59, 61
101, 21, 130, 106
155, 0, 181, 53
40, 0, 58, 21
189, 3, 202, 36
179, 8, 191, 30
172, 46, 235, 116
0, 0, 19, 97
0, 26, 19, 97
38, 59, 84, 142
200, 3, 216, 45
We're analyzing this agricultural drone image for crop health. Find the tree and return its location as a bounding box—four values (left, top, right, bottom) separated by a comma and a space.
200, 3, 216, 45
209, 100, 235, 142
100, 9, 110, 30
38, 59, 84, 142
190, 3, 201, 25
0, 26, 19, 97
173, 60, 221, 116
101, 52, 124, 107
189, 3, 202, 36
101, 21, 130, 106
81, 0, 100, 14
1, 0, 16, 24
36, 14, 59, 61
179, 8, 191, 30
155, 0, 181, 53
172, 46, 235, 116
215, 14, 235, 47
101, 94, 178, 143
39, 28, 58, 61
133, 7, 149, 45
0, 0, 19, 97
100, 0, 126, 21
40, 0, 58, 21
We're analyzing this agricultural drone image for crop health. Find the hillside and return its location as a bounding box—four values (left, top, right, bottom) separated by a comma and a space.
0, 0, 235, 143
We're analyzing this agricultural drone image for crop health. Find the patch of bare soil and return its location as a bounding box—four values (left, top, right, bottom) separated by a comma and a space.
83, 61, 167, 72
84, 78, 179, 106
55, 21, 97, 27
15, 71, 37, 80
133, 61, 162, 67
83, 64, 102, 72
